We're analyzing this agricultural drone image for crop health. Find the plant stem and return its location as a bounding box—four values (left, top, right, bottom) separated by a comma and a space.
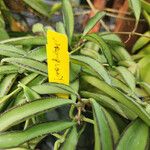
70, 44, 84, 54
104, 8, 131, 15
82, 116, 94, 124
86, 0, 110, 32
101, 32, 150, 39
106, 12, 145, 22
52, 133, 62, 139
86, 0, 97, 13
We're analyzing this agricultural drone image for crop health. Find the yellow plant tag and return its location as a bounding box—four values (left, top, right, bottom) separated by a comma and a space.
46, 30, 69, 98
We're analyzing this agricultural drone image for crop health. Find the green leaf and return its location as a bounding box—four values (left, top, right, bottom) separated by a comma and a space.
23, 0, 50, 17
62, 0, 74, 45
26, 46, 46, 61
82, 75, 150, 126
0, 74, 18, 97
83, 34, 113, 66
0, 121, 75, 149
0, 44, 26, 57
70, 62, 81, 82
61, 126, 78, 150
1, 57, 48, 76
0, 28, 9, 41
0, 98, 74, 131
83, 11, 105, 36
111, 46, 132, 61
92, 100, 113, 150
128, 0, 141, 23
116, 119, 149, 150
0, 65, 19, 75
32, 82, 77, 96
70, 55, 111, 85
115, 66, 135, 91
0, 75, 4, 82
80, 48, 107, 64
141, 0, 150, 13
143, 10, 150, 26
132, 31, 150, 53
0, 36, 46, 45
19, 83, 41, 101
49, 3, 62, 16
99, 32, 122, 45
139, 82, 150, 96
27, 74, 47, 87
81, 91, 127, 118
103, 109, 120, 144
56, 21, 66, 34
138, 55, 150, 84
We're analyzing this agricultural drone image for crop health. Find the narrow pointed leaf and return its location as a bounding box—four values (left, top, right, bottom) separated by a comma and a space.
23, 0, 50, 17
0, 98, 73, 131
83, 12, 105, 36
103, 109, 120, 144
2, 57, 48, 76
32, 82, 77, 96
132, 31, 150, 53
0, 121, 75, 149
0, 36, 46, 45
92, 100, 113, 150
71, 55, 111, 84
128, 0, 141, 23
62, 0, 74, 45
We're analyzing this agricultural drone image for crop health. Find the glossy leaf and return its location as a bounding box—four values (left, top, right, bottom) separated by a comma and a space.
116, 119, 149, 150
83, 11, 105, 36
0, 121, 75, 149
0, 98, 73, 131
82, 75, 150, 126
32, 82, 77, 96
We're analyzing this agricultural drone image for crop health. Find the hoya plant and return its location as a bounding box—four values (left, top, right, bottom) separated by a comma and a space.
0, 0, 150, 150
